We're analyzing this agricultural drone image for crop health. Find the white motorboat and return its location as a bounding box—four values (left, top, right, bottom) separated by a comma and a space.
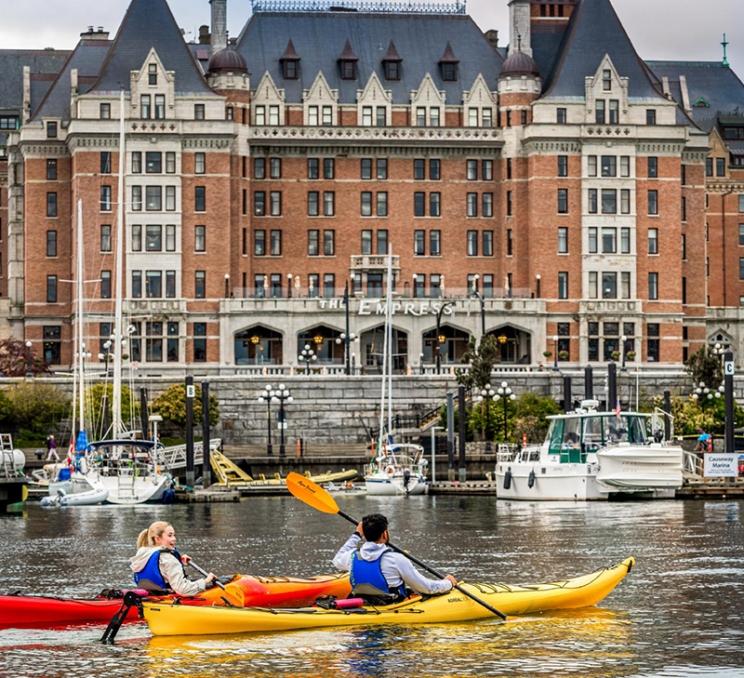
365, 443, 428, 496
40, 465, 108, 507
495, 400, 683, 501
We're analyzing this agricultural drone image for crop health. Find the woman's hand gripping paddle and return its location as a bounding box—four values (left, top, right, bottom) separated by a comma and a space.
285, 472, 506, 620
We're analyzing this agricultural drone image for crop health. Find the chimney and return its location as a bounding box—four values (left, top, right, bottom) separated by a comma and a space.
210, 0, 227, 54
508, 0, 532, 56
485, 29, 498, 50
199, 25, 211, 45
80, 25, 109, 40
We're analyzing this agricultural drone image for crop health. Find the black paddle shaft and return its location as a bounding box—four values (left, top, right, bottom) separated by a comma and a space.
337, 509, 506, 620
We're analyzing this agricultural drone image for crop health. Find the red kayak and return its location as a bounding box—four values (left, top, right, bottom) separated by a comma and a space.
0, 572, 351, 629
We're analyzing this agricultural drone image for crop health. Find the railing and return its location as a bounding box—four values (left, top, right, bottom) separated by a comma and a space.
157, 438, 222, 472
682, 449, 704, 478
226, 287, 535, 300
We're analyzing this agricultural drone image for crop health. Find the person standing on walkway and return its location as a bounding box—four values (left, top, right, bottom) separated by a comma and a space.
45, 434, 59, 461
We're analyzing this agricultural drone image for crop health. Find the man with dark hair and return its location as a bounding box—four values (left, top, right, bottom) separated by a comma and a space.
332, 513, 457, 604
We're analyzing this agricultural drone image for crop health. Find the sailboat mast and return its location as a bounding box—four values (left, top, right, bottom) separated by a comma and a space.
386, 248, 393, 439
76, 199, 85, 433
377, 253, 390, 454
112, 90, 126, 438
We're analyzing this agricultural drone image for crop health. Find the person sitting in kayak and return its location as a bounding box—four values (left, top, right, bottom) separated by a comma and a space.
129, 521, 215, 596
332, 513, 457, 604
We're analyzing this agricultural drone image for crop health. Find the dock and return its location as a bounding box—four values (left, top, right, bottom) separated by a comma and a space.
430, 481, 497, 496
174, 488, 241, 503
676, 477, 744, 499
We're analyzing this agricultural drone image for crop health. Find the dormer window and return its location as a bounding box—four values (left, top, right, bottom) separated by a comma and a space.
438, 42, 459, 82
148, 63, 158, 85
382, 40, 402, 81
280, 39, 300, 80
338, 39, 358, 80
602, 68, 611, 91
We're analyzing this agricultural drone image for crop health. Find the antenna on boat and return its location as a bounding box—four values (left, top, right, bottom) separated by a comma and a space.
112, 89, 126, 438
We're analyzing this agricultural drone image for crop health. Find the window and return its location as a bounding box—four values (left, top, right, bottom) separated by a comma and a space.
648, 272, 659, 300
270, 229, 282, 256
648, 228, 658, 254
588, 189, 598, 214
307, 192, 319, 216
648, 156, 658, 178
430, 192, 441, 217
307, 158, 319, 179
602, 272, 617, 299
46, 158, 57, 180
601, 227, 616, 253
482, 160, 493, 181
321, 106, 333, 126
430, 158, 441, 180
163, 186, 175, 211
602, 68, 612, 90
739, 195, 744, 212
100, 270, 111, 299
558, 227, 568, 254
647, 323, 660, 362
307, 105, 318, 126
323, 274, 335, 298
621, 189, 631, 214
601, 189, 616, 214
646, 109, 656, 125
323, 230, 335, 256
270, 191, 281, 216
130, 270, 142, 298
557, 107, 567, 124
376, 192, 388, 217
97, 151, 111, 174
130, 152, 142, 174
269, 106, 280, 125
430, 230, 441, 256
483, 230, 493, 256
254, 191, 265, 216
360, 158, 372, 180
609, 100, 619, 124
195, 271, 206, 298
558, 155, 568, 177
131, 225, 142, 251
414, 192, 425, 217
46, 121, 57, 138
414, 230, 425, 256
148, 63, 158, 85
467, 230, 478, 256
440, 62, 457, 81
254, 229, 266, 256
558, 271, 568, 299
416, 107, 426, 127
466, 159, 478, 181
376, 229, 389, 254
482, 193, 493, 217
42, 326, 61, 365
706, 158, 714, 177
506, 158, 512, 179
145, 186, 163, 212
98, 185, 111, 212
100, 224, 111, 252
557, 188, 568, 214
739, 224, 744, 246
601, 155, 616, 177
595, 99, 605, 124
195, 152, 205, 174
46, 230, 57, 257
153, 94, 165, 120
165, 224, 175, 252
361, 192, 372, 217
620, 156, 630, 177
362, 106, 373, 126
588, 227, 597, 253
587, 155, 597, 177
506, 229, 512, 256
307, 230, 319, 256
339, 59, 356, 80
194, 225, 206, 252
467, 193, 478, 217
376, 106, 386, 127
716, 158, 726, 176
362, 230, 373, 255
323, 158, 334, 179
412, 274, 425, 298
414, 159, 426, 180
270, 157, 282, 179
194, 322, 207, 362
621, 227, 630, 254
621, 272, 631, 299
194, 104, 205, 120
376, 158, 388, 180
648, 189, 658, 215
141, 95, 151, 119
588, 272, 598, 299
47, 192, 58, 217
191, 186, 204, 212
100, 103, 111, 119
145, 225, 162, 252
46, 275, 58, 302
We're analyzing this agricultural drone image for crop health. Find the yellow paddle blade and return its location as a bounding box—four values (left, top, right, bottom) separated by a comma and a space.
286, 472, 340, 515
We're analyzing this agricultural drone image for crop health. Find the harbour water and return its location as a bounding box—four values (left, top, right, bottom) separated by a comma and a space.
1, 497, 743, 677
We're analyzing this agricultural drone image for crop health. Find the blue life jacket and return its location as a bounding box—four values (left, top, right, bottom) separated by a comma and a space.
350, 549, 407, 603
133, 548, 183, 593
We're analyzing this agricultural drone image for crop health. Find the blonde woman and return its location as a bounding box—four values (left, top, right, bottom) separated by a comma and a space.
130, 521, 215, 596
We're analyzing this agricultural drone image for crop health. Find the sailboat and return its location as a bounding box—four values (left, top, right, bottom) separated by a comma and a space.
364, 250, 428, 496
83, 91, 171, 505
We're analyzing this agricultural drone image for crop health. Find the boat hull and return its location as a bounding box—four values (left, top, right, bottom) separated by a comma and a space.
496, 462, 604, 501
143, 558, 635, 636
0, 573, 351, 629
365, 474, 428, 495
88, 471, 171, 504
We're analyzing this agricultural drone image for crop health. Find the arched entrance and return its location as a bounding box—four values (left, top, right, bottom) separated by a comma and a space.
488, 326, 532, 364
422, 324, 471, 365
297, 324, 343, 363
360, 325, 408, 374
235, 326, 283, 365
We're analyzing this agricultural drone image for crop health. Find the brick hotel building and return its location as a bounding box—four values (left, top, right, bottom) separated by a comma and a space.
0, 0, 743, 374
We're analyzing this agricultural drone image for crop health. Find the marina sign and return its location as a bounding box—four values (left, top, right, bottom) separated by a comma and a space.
703, 453, 739, 478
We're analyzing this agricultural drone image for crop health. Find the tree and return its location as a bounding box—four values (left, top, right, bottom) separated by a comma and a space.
456, 335, 500, 392
151, 383, 220, 432
3, 382, 70, 445
685, 347, 722, 389
0, 338, 49, 377
511, 392, 561, 444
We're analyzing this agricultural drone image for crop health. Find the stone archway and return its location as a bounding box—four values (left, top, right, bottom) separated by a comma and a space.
422, 324, 471, 365
359, 325, 409, 374
488, 325, 532, 364
297, 324, 343, 363
234, 325, 283, 365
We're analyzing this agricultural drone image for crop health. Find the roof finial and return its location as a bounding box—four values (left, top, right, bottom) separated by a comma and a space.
721, 32, 729, 67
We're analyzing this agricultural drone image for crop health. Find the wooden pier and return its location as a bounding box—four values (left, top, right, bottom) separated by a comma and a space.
430, 481, 498, 496
676, 477, 744, 499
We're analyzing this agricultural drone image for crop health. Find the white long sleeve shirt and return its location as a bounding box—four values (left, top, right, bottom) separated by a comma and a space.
332, 533, 454, 595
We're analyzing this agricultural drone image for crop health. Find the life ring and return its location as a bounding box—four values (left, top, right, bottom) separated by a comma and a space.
503, 468, 512, 490
528, 470, 536, 489
385, 466, 396, 477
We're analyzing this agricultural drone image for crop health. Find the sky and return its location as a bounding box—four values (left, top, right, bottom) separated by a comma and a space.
0, 0, 741, 72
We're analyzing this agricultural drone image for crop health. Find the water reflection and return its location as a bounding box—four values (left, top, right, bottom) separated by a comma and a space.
1, 498, 743, 676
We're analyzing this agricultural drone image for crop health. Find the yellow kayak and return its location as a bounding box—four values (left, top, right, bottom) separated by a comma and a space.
143, 557, 634, 636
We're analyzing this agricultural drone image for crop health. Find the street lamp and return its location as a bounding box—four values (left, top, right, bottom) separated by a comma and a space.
494, 380, 517, 442
474, 383, 496, 443
692, 380, 724, 409
298, 343, 317, 374
435, 301, 454, 374
287, 273, 294, 299
335, 332, 357, 372
98, 338, 114, 377
257, 384, 274, 455
224, 272, 230, 298
535, 273, 541, 298
271, 383, 293, 459
552, 335, 559, 371
470, 275, 486, 338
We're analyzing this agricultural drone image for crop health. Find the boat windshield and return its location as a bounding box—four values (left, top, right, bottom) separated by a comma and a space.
583, 414, 648, 452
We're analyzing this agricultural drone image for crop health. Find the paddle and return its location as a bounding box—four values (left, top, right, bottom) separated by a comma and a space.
187, 560, 226, 590
286, 472, 507, 620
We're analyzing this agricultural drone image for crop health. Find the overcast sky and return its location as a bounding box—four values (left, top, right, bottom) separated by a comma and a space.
0, 0, 741, 72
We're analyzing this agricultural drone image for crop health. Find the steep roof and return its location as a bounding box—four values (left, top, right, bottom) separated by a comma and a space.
647, 61, 744, 132
32, 39, 111, 120
236, 11, 503, 104
543, 0, 665, 100
0, 49, 71, 113
91, 0, 212, 94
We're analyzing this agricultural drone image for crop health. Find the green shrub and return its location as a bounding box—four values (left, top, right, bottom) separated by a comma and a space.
3, 382, 70, 445
151, 384, 219, 432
